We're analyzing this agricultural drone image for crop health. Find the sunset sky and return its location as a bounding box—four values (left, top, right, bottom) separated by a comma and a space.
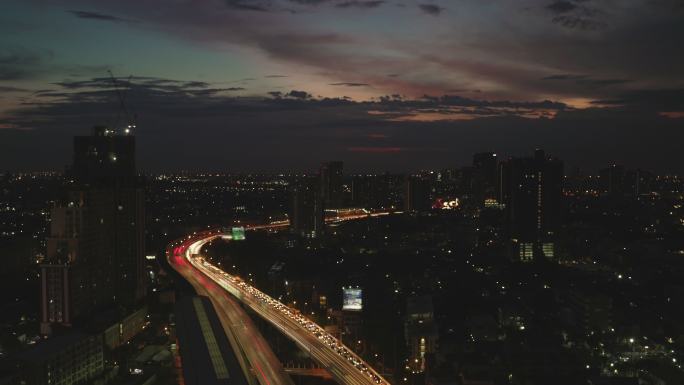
2, 0, 683, 172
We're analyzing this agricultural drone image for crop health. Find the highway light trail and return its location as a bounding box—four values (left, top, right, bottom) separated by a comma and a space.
169, 211, 395, 385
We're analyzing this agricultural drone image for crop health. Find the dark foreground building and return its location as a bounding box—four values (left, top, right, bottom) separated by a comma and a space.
41, 126, 145, 334
290, 176, 325, 238
404, 175, 431, 212
319, 161, 344, 209
16, 331, 103, 385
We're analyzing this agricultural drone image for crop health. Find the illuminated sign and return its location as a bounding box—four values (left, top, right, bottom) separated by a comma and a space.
342, 288, 363, 311
484, 199, 505, 209
231, 227, 246, 241
431, 198, 460, 210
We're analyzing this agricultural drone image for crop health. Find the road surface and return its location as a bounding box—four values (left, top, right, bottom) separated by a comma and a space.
168, 239, 295, 385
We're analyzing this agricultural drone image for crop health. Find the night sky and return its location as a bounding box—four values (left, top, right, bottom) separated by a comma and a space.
1, 0, 683, 173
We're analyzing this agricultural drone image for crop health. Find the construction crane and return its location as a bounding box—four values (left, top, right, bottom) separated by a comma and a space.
107, 70, 136, 135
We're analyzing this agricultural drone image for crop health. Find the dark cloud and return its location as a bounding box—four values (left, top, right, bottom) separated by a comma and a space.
576, 78, 631, 87
287, 0, 331, 5
64, 64, 113, 79
286, 90, 312, 99
542, 74, 631, 88
224, 0, 272, 12
347, 146, 404, 153
336, 1, 385, 8
552, 15, 606, 30
53, 77, 228, 94
0, 86, 29, 92
400, 95, 568, 111
265, 75, 288, 78
68, 10, 134, 23
329, 82, 370, 87
44, 77, 242, 101
446, 89, 481, 94
543, 0, 607, 30
542, 74, 588, 81
3, 76, 569, 131
591, 88, 684, 111
3, 77, 684, 173
184, 81, 211, 88
418, 4, 444, 15
545, 1, 577, 14
186, 87, 247, 96
0, 46, 46, 80
377, 94, 403, 102
0, 46, 112, 82
53, 78, 110, 89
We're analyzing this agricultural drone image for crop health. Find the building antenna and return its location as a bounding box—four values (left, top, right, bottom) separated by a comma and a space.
107, 70, 136, 134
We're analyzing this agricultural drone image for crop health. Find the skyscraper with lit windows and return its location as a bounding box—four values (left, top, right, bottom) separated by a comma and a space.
499, 149, 563, 261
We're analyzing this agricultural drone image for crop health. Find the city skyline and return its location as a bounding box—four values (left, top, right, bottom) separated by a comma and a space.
1, 132, 683, 384
1, 0, 683, 172
3, 3, 684, 384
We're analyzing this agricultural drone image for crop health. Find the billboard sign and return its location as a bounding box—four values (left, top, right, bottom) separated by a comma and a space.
432, 197, 460, 210
231, 227, 246, 241
342, 287, 363, 311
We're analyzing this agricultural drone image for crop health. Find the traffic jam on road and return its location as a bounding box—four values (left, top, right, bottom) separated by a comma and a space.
193, 253, 387, 385
168, 224, 391, 385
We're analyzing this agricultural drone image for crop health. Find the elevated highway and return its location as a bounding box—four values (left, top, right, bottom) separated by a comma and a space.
168, 211, 396, 385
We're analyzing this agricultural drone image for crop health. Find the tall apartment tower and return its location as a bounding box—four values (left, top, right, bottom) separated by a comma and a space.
41, 127, 145, 335
599, 164, 625, 197
404, 175, 431, 212
499, 149, 563, 261
472, 152, 498, 204
319, 161, 344, 209
290, 176, 325, 238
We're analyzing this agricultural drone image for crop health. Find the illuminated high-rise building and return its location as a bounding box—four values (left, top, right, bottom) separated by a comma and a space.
41, 127, 145, 335
499, 149, 563, 261
72, 126, 137, 186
